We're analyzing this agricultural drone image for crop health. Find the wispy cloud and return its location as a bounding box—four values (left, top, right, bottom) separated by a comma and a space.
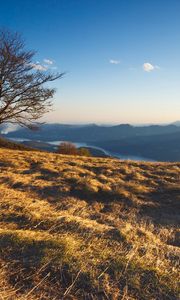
29, 63, 47, 71
44, 58, 54, 65
109, 59, 120, 65
29, 58, 56, 71
143, 62, 159, 72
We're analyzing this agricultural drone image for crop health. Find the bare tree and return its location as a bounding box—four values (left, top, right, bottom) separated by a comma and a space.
0, 29, 64, 128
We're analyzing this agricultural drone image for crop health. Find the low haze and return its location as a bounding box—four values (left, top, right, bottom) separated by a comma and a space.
0, 0, 180, 124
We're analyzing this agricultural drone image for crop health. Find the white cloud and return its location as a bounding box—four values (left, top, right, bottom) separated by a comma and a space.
143, 62, 159, 72
44, 58, 53, 65
29, 63, 47, 71
109, 59, 120, 65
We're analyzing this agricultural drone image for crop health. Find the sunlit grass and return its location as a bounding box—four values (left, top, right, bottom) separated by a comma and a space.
0, 148, 179, 299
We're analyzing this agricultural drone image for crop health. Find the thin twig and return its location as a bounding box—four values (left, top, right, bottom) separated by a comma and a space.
24, 272, 50, 298
98, 266, 109, 279
63, 269, 82, 297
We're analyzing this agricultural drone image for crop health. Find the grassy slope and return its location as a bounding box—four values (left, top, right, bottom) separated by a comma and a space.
0, 137, 37, 152
0, 148, 179, 300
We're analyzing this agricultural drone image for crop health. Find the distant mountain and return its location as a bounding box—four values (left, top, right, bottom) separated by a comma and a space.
172, 121, 180, 126
1, 123, 180, 161
94, 131, 180, 162
2, 123, 180, 143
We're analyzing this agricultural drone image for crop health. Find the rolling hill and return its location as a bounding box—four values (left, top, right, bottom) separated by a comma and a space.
0, 148, 179, 299
0, 137, 37, 152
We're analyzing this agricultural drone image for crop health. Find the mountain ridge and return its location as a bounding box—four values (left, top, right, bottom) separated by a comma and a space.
1, 123, 180, 162
2, 123, 180, 142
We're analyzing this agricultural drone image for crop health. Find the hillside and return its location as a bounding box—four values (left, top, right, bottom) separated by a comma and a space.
0, 149, 179, 299
0, 137, 37, 152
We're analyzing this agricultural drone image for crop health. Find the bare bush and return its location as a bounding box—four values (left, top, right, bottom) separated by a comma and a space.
57, 142, 91, 157
57, 142, 78, 155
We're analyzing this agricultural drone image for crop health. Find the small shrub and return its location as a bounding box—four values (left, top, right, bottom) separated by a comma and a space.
78, 147, 91, 157
57, 142, 78, 155
57, 143, 91, 157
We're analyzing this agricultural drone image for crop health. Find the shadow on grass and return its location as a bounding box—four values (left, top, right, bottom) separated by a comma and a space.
139, 184, 180, 225
1, 161, 180, 227
22, 161, 60, 179
108, 259, 178, 300
0, 213, 30, 228
0, 232, 72, 296
0, 232, 107, 299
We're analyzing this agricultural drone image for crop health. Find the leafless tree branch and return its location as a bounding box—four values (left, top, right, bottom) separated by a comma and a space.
0, 29, 64, 128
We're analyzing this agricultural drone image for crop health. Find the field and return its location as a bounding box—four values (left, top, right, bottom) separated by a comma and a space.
0, 148, 179, 299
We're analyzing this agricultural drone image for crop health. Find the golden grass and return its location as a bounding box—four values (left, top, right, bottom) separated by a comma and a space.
0, 148, 180, 299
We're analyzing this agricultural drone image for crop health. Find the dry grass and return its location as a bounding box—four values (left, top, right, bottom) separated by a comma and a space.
0, 148, 179, 299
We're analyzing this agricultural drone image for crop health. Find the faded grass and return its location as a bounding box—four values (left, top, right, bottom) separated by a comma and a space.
0, 149, 179, 299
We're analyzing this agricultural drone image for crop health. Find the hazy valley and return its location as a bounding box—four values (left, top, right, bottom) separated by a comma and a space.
2, 122, 180, 162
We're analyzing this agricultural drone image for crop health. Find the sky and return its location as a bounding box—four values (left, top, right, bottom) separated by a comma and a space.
0, 0, 180, 124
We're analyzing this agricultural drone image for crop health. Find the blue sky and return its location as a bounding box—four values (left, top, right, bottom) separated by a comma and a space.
0, 0, 180, 124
